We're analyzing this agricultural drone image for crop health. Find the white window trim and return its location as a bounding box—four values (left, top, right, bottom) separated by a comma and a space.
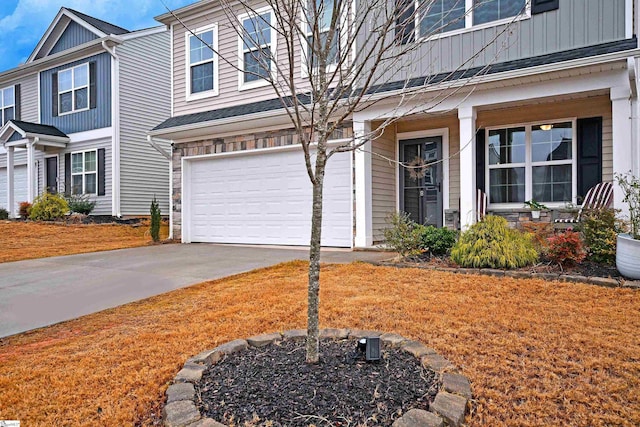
58, 63, 90, 116
485, 117, 578, 210
238, 7, 277, 91
411, 0, 531, 43
0, 85, 15, 126
185, 23, 219, 101
71, 150, 98, 195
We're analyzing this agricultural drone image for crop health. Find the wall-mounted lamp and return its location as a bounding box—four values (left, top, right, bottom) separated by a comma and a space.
539, 124, 554, 131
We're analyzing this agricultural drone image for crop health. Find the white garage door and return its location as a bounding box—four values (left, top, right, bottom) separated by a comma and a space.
186, 148, 352, 247
0, 166, 28, 213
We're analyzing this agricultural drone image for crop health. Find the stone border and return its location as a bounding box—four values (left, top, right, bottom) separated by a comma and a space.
163, 329, 472, 427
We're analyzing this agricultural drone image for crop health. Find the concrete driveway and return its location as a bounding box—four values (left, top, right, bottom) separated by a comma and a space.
0, 244, 390, 338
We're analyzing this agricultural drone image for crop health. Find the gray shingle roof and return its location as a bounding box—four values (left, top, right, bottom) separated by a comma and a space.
65, 8, 130, 35
10, 120, 68, 138
152, 37, 637, 132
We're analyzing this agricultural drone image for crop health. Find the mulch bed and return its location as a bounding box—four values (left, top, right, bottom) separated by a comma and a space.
196, 339, 439, 426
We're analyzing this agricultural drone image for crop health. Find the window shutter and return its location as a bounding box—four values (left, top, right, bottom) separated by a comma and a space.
475, 129, 485, 193
98, 148, 105, 196
577, 117, 603, 203
396, 0, 415, 44
532, 0, 559, 15
52, 72, 58, 117
65, 153, 71, 194
14, 84, 21, 121
89, 62, 97, 109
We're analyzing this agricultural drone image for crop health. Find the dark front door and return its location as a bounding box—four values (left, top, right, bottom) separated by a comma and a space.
46, 157, 58, 194
400, 137, 443, 227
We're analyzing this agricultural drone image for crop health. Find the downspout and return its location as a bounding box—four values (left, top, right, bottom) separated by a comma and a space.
102, 39, 121, 217
628, 56, 639, 175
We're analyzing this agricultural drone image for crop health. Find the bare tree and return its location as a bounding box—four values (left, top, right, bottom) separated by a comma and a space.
168, 0, 525, 363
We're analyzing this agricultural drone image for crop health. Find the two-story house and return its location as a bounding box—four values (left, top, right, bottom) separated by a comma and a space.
0, 7, 171, 218
149, 0, 640, 248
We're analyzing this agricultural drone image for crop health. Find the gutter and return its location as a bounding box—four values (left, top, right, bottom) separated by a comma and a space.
102, 40, 122, 217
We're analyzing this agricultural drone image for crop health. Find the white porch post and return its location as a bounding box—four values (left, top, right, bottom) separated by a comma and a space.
26, 141, 35, 203
354, 120, 373, 248
458, 106, 477, 230
6, 146, 14, 218
611, 85, 633, 218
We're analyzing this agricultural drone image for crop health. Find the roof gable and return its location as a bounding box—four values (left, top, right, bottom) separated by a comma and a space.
49, 21, 99, 56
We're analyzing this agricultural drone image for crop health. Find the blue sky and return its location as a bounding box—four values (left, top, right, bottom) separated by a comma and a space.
0, 0, 194, 72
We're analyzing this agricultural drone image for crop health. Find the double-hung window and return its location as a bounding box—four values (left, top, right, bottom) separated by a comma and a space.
71, 150, 97, 195
304, 0, 340, 72
188, 25, 218, 97
58, 63, 89, 114
239, 8, 276, 88
487, 120, 575, 206
0, 86, 15, 125
419, 0, 466, 35
473, 0, 526, 25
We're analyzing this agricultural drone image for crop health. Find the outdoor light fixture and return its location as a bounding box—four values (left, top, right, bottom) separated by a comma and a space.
540, 124, 554, 131
357, 337, 381, 362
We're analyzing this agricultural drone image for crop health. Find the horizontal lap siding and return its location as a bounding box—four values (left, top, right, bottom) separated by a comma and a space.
371, 126, 396, 242
118, 31, 172, 215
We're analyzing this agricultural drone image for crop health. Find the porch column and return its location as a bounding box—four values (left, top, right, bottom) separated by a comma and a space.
26, 140, 35, 203
6, 146, 14, 218
458, 106, 477, 230
354, 120, 373, 248
611, 85, 633, 218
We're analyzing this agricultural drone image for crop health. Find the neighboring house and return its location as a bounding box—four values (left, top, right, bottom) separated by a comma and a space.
0, 7, 171, 217
149, 0, 640, 248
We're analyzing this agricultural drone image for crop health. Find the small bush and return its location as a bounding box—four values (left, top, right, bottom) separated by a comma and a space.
382, 212, 423, 257
450, 215, 538, 269
0, 208, 8, 220
521, 222, 554, 255
19, 201, 31, 219
150, 196, 161, 242
580, 208, 623, 265
29, 192, 69, 221
418, 225, 457, 256
546, 229, 586, 267
65, 194, 96, 215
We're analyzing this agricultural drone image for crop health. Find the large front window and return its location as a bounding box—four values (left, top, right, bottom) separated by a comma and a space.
188, 26, 217, 96
487, 121, 574, 205
71, 150, 97, 195
0, 86, 14, 126
58, 63, 89, 114
239, 9, 275, 86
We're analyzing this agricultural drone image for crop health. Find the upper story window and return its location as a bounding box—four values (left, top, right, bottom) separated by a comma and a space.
473, 0, 526, 25
71, 150, 97, 195
304, 0, 340, 72
187, 24, 218, 98
0, 86, 15, 126
239, 8, 276, 89
420, 0, 466, 35
58, 63, 89, 115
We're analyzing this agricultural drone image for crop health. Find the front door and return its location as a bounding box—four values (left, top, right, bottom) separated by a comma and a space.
400, 137, 443, 227
46, 157, 58, 194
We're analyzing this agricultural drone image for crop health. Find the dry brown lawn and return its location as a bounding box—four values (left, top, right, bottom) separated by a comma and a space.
0, 221, 169, 263
0, 262, 638, 426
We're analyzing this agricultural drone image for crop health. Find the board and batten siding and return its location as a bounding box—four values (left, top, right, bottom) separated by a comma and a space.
49, 21, 99, 55
118, 30, 172, 215
371, 126, 396, 242
40, 52, 112, 135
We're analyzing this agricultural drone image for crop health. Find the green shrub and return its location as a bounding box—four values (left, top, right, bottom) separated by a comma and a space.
29, 192, 69, 221
150, 196, 161, 242
418, 225, 457, 256
580, 208, 623, 265
382, 212, 423, 257
450, 215, 538, 269
0, 208, 8, 220
65, 194, 96, 215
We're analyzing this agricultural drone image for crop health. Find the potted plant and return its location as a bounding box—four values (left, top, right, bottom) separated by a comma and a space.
615, 172, 640, 279
524, 200, 548, 219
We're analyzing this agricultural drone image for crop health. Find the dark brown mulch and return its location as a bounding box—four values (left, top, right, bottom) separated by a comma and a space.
196, 339, 440, 426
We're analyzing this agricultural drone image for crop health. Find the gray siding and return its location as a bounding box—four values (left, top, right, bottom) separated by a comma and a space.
118, 31, 171, 215
40, 52, 112, 134
49, 21, 98, 55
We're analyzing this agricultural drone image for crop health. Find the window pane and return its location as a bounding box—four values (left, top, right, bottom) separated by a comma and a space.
190, 31, 214, 64
473, 0, 526, 25
532, 122, 572, 162
72, 153, 83, 173
84, 151, 97, 172
244, 47, 271, 82
72, 175, 83, 195
488, 127, 525, 165
243, 13, 271, 50
85, 173, 97, 194
60, 92, 73, 113
489, 167, 525, 203
191, 62, 214, 93
3, 87, 14, 106
59, 69, 72, 92
309, 0, 334, 31
75, 88, 88, 110
3, 107, 14, 124
532, 165, 572, 202
420, 0, 466, 35
74, 64, 88, 87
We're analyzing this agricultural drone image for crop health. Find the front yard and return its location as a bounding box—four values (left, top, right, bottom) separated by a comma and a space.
0, 221, 168, 263
0, 262, 637, 426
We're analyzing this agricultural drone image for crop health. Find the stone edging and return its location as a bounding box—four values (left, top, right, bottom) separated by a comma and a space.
370, 261, 640, 289
163, 329, 472, 427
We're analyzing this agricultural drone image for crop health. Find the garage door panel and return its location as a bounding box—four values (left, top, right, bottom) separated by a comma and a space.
0, 166, 28, 213
187, 149, 352, 247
